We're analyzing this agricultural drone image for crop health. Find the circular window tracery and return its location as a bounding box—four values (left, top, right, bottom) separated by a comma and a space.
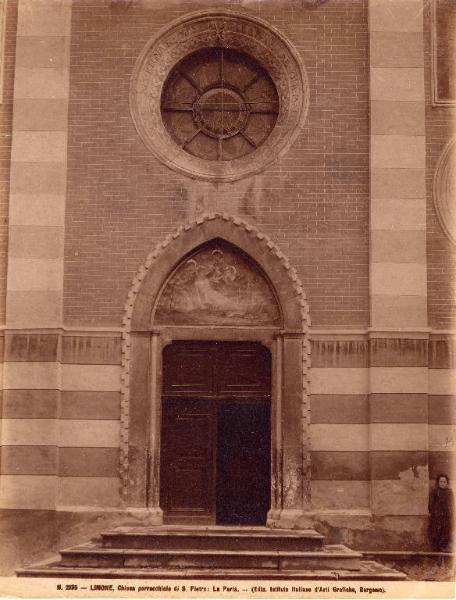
130, 10, 309, 182
161, 47, 279, 161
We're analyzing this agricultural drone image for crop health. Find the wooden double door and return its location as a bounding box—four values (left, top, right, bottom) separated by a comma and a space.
160, 341, 271, 525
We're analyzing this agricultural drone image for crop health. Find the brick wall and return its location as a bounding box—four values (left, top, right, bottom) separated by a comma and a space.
63, 0, 369, 327
0, 0, 18, 324
425, 1, 456, 329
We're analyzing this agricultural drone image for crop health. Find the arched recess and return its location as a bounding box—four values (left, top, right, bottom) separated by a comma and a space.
120, 213, 311, 527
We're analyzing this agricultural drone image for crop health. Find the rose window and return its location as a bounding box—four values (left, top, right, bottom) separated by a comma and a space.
161, 47, 279, 161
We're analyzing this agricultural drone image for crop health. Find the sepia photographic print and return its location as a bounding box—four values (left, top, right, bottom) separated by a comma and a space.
0, 0, 454, 598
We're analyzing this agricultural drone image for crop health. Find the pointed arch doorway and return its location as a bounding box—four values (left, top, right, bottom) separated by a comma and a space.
155, 239, 277, 524
122, 214, 312, 529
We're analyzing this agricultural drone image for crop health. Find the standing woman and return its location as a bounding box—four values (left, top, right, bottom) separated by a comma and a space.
428, 474, 454, 552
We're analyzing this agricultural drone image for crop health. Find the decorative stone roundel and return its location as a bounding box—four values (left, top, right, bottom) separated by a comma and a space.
433, 138, 456, 245
130, 10, 309, 182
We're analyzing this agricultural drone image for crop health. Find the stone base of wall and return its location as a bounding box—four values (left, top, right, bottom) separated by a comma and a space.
0, 509, 436, 576
311, 513, 430, 551
361, 552, 454, 581
0, 509, 128, 576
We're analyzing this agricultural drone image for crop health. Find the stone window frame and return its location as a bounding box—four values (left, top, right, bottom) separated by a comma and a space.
433, 138, 456, 244
431, 0, 456, 106
129, 9, 309, 182
0, 0, 6, 104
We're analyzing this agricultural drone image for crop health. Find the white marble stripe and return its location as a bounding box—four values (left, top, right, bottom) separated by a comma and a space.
0, 475, 57, 509
369, 0, 423, 33
311, 423, 433, 452
0, 419, 120, 447
61, 364, 121, 392
58, 477, 121, 508
11, 132, 67, 163
1, 418, 57, 445
7, 258, 64, 291
370, 367, 428, 394
429, 370, 456, 395
310, 368, 368, 395
370, 199, 425, 231
3, 361, 59, 389
370, 423, 428, 451
59, 420, 120, 448
14, 67, 69, 99
9, 194, 66, 227
311, 481, 370, 509
17, 0, 72, 37
370, 263, 427, 296
370, 68, 425, 102
371, 135, 425, 169
429, 425, 456, 452
4, 363, 121, 391
310, 424, 369, 451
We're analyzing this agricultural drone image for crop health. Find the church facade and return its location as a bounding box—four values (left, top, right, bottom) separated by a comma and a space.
0, 0, 454, 572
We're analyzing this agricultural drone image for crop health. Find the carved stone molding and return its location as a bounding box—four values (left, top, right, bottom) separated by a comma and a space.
302, 0, 330, 6
110, 0, 134, 10
129, 10, 309, 182
433, 138, 456, 244
119, 213, 311, 505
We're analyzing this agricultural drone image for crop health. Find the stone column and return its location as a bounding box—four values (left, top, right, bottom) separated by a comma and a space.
0, 0, 71, 510
368, 0, 429, 520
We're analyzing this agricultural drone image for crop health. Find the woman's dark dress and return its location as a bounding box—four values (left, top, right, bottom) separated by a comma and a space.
428, 487, 454, 551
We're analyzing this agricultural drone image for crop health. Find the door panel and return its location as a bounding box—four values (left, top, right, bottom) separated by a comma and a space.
162, 344, 214, 395
162, 341, 271, 396
216, 400, 271, 525
168, 466, 207, 509
160, 399, 216, 521
217, 346, 271, 396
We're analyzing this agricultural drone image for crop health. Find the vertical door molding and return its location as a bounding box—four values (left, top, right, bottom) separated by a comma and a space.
267, 333, 283, 523
145, 330, 163, 523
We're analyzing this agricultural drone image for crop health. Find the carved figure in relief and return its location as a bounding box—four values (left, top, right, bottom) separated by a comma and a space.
155, 244, 280, 325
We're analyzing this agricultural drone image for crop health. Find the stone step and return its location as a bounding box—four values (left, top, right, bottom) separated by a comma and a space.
16, 561, 407, 580
15, 526, 407, 580
58, 542, 362, 571
101, 526, 325, 552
